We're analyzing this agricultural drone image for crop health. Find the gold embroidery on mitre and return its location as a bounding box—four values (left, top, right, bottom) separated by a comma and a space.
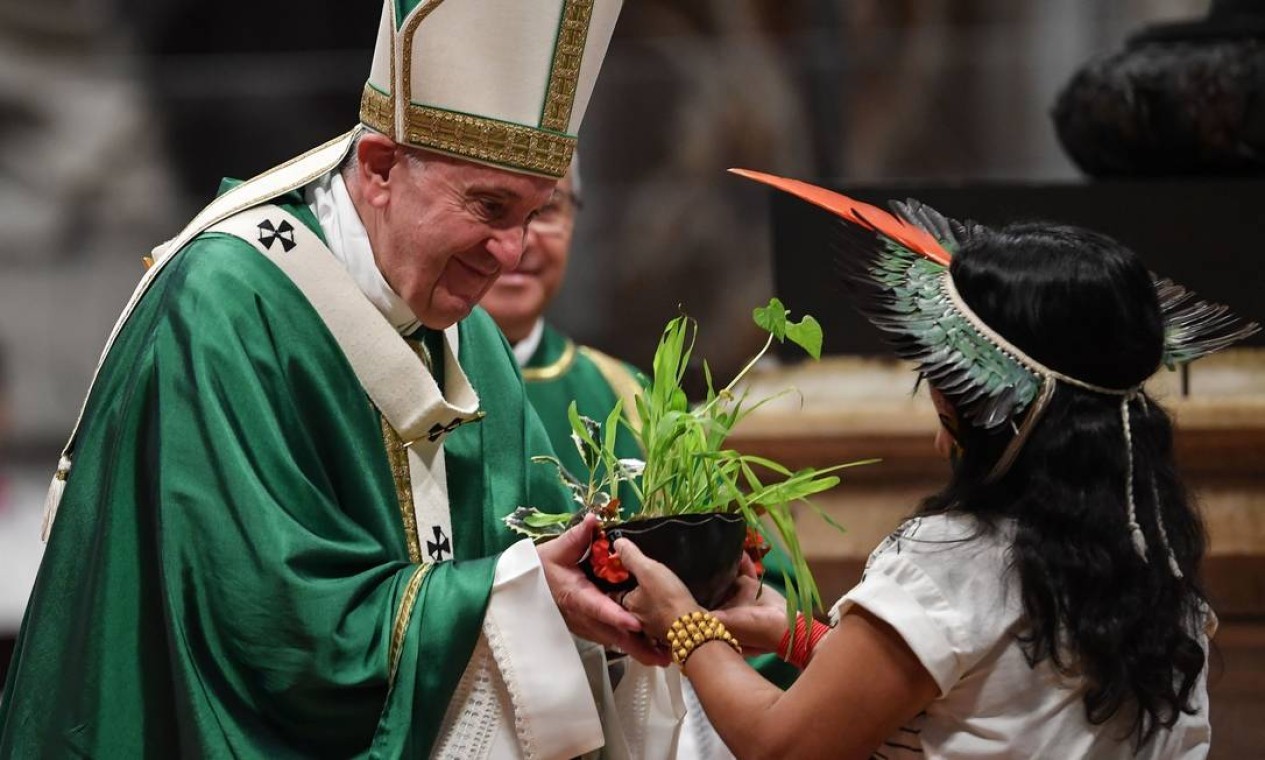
380, 414, 423, 564
404, 105, 575, 178
540, 0, 595, 133
360, 83, 395, 138
388, 0, 398, 136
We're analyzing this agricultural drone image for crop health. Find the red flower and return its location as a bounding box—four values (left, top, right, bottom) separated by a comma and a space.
596, 497, 621, 521
590, 528, 630, 583
743, 527, 771, 577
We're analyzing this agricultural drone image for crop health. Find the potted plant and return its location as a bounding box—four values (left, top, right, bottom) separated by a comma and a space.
506, 298, 871, 619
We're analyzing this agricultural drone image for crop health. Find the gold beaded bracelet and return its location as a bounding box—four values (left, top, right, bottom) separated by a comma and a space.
666, 610, 742, 667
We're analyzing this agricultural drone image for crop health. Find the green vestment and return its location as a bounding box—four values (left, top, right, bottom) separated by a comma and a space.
522, 323, 645, 511
0, 191, 568, 758
520, 324, 799, 690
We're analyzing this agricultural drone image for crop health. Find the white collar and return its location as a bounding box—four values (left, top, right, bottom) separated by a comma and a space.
306, 171, 421, 335
512, 318, 545, 368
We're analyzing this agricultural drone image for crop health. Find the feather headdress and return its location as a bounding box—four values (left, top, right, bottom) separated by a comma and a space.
731, 168, 1258, 422
732, 168, 1261, 573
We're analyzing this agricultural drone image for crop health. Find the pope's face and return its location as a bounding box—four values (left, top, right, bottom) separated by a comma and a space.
480, 170, 577, 343
368, 146, 556, 330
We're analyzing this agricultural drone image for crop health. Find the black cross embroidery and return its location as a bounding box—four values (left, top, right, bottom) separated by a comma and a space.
257, 219, 296, 252
427, 417, 466, 442
427, 525, 451, 561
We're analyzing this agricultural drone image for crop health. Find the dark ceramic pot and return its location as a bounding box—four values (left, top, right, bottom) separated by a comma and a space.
583, 512, 747, 608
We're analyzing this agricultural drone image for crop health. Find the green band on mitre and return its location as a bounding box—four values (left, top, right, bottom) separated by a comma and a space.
395, 0, 425, 30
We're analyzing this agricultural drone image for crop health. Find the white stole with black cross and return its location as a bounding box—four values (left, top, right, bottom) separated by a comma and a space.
206, 205, 479, 563
207, 204, 606, 758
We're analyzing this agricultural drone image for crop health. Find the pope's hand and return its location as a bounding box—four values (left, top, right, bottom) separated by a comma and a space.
611, 538, 700, 641
537, 514, 670, 666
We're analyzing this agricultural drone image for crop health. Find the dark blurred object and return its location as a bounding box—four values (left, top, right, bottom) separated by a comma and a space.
1132, 0, 1265, 43
768, 180, 1265, 356
1053, 0, 1265, 178
120, 0, 379, 204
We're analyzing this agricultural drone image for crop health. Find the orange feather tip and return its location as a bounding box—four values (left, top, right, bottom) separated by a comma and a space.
727, 168, 952, 266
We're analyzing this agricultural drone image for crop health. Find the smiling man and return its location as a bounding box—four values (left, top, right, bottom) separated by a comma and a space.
0, 2, 641, 758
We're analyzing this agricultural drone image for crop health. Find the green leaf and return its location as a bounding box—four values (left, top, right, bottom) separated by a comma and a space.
530, 454, 588, 504
566, 402, 602, 473
503, 507, 572, 539
805, 499, 848, 535
603, 399, 623, 456
750, 474, 840, 507
784, 315, 824, 359
524, 511, 574, 528
752, 297, 789, 341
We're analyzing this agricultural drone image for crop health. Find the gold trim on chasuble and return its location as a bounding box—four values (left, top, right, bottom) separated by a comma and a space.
522, 338, 577, 381
382, 410, 429, 683
381, 414, 424, 564
389, 562, 431, 683
540, 0, 595, 132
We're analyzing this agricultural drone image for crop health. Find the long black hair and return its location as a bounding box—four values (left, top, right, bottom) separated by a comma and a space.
920, 223, 1209, 749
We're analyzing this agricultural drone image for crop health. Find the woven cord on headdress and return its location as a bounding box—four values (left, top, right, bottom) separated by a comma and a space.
1150, 475, 1184, 578
1120, 398, 1148, 561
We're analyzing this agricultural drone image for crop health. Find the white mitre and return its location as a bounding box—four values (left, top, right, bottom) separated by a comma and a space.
360, 0, 622, 179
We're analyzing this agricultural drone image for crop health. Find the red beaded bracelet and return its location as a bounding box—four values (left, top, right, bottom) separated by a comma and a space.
776, 613, 831, 670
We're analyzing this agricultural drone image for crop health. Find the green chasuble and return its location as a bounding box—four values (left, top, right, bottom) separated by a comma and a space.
520, 323, 799, 690
0, 191, 568, 758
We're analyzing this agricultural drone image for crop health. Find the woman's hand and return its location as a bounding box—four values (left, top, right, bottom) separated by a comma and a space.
712, 572, 789, 656
611, 538, 701, 640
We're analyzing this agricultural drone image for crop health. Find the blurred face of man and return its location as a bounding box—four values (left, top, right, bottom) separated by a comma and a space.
480, 169, 578, 343
349, 132, 556, 330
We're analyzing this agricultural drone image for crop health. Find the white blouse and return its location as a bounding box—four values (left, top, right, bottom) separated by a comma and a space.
832, 513, 1213, 760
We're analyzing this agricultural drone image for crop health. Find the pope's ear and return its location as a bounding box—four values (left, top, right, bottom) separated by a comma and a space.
353, 132, 398, 207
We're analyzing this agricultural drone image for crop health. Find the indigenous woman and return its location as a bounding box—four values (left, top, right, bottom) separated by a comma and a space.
615, 171, 1259, 759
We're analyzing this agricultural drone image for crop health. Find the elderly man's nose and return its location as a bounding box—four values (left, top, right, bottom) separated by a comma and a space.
488, 226, 527, 269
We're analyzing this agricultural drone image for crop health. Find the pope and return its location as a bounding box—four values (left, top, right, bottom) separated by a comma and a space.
0, 2, 661, 758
